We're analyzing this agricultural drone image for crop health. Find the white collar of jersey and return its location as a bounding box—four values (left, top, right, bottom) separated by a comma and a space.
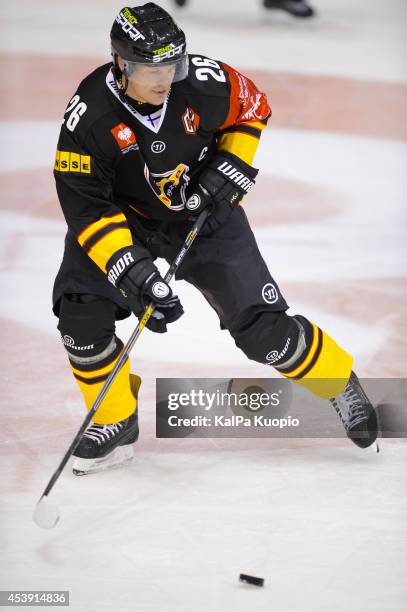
106, 68, 169, 134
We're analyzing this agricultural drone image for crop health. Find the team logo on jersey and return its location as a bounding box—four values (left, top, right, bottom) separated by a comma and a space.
262, 283, 279, 304
151, 140, 166, 153
182, 107, 200, 135
110, 123, 139, 154
144, 163, 190, 211
54, 150, 91, 174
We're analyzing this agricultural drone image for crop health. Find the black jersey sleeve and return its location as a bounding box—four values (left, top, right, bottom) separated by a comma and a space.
54, 92, 134, 274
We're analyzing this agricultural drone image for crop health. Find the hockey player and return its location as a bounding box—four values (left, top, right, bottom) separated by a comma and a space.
53, 3, 377, 475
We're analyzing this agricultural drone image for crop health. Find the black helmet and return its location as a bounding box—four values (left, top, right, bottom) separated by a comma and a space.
111, 4, 188, 82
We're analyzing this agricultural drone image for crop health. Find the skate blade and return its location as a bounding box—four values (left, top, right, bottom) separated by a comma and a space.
72, 444, 135, 476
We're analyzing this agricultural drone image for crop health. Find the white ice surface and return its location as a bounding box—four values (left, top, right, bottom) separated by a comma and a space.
2, 444, 407, 612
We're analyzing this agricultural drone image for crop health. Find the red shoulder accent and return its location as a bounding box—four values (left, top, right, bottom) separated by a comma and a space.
218, 63, 271, 131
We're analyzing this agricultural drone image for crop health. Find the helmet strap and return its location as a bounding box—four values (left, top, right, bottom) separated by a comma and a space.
121, 72, 130, 96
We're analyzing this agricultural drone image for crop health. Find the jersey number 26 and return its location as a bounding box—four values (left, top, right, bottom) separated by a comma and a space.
192, 57, 226, 82
63, 95, 88, 132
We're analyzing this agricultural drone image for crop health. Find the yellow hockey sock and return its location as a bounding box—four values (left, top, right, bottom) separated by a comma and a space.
281, 323, 353, 398
70, 350, 138, 425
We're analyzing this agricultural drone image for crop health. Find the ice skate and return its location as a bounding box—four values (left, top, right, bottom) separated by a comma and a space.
330, 372, 378, 448
72, 411, 139, 476
72, 374, 141, 476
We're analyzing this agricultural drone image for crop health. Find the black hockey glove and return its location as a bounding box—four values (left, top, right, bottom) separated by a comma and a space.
186, 152, 258, 233
106, 246, 183, 333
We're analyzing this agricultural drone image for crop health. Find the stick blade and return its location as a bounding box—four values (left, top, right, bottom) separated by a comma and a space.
33, 495, 60, 529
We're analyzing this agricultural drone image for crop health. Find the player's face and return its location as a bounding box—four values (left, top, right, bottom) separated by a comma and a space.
124, 63, 176, 105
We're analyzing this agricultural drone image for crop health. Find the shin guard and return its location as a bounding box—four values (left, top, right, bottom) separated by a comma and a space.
233, 311, 353, 399
58, 294, 137, 424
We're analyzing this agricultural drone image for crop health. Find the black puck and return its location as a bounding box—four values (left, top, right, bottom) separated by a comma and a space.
239, 573, 264, 587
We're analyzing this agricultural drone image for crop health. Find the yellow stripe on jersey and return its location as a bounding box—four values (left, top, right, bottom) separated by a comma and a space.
78, 213, 127, 247
87, 227, 133, 272
218, 131, 260, 166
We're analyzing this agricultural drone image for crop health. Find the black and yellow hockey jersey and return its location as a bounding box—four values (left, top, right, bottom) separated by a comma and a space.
54, 54, 271, 274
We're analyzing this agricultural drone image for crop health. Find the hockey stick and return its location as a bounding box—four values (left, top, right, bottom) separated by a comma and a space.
33, 208, 209, 529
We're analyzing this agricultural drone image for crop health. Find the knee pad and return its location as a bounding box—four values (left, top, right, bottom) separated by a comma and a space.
232, 310, 310, 366
57, 293, 121, 367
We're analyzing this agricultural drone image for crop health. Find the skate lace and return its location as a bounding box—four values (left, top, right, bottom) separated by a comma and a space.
83, 422, 124, 446
332, 386, 367, 430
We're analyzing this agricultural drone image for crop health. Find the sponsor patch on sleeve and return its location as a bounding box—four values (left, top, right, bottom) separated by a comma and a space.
54, 150, 91, 174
